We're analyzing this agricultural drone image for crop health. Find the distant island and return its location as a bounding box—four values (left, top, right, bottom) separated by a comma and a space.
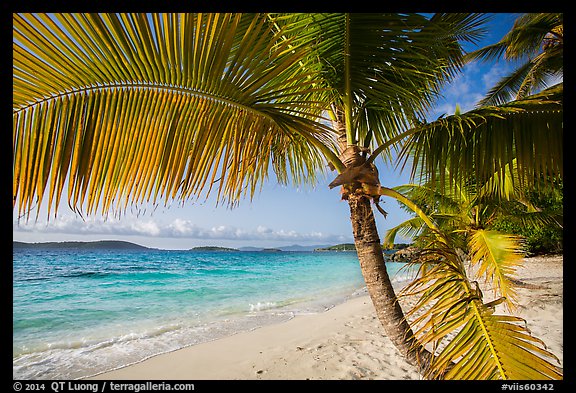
189, 246, 239, 252
13, 240, 151, 250
314, 243, 413, 252
314, 243, 357, 252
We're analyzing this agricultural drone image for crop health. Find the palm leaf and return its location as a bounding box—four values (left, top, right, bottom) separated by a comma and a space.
272, 13, 488, 150
13, 13, 338, 220
465, 13, 562, 63
383, 216, 425, 248
468, 229, 524, 311
401, 240, 562, 379
466, 13, 562, 107
399, 83, 563, 196
382, 182, 466, 247
500, 13, 563, 60
477, 60, 536, 106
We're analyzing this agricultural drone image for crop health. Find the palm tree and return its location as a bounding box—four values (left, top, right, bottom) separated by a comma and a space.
13, 13, 562, 379
378, 11, 564, 377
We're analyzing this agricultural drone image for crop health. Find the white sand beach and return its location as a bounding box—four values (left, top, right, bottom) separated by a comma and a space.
90, 254, 563, 380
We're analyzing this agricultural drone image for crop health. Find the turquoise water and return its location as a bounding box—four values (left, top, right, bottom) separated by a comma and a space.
13, 248, 414, 380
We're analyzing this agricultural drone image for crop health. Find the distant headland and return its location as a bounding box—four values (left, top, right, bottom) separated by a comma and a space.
13, 240, 151, 250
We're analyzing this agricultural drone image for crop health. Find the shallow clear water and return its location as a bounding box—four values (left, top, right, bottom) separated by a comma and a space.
13, 248, 414, 380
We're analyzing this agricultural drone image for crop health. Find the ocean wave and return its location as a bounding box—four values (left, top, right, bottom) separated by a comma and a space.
249, 301, 278, 312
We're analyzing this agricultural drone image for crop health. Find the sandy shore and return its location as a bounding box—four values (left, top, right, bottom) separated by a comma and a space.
90, 254, 563, 380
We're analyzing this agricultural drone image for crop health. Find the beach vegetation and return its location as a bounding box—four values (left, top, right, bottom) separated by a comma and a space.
385, 171, 563, 257
380, 171, 563, 378
491, 178, 563, 254
13, 13, 562, 379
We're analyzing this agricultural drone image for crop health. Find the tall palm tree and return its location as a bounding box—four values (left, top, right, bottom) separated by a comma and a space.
13, 13, 562, 379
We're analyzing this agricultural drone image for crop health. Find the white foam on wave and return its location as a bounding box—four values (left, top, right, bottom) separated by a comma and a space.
13, 322, 189, 380
249, 301, 277, 312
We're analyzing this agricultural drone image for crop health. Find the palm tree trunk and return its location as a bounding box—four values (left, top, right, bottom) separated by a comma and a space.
330, 105, 433, 375
348, 192, 431, 373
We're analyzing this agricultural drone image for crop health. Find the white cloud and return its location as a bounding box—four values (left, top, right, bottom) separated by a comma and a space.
480, 61, 513, 92
13, 215, 349, 244
130, 220, 161, 236
429, 60, 513, 120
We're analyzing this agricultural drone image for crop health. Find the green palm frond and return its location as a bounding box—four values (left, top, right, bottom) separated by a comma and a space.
497, 207, 562, 230
273, 13, 488, 151
476, 159, 520, 201
466, 13, 562, 63
478, 50, 562, 107
466, 13, 562, 106
383, 216, 425, 248
400, 83, 562, 195
401, 240, 562, 380
13, 13, 339, 220
382, 182, 466, 247
477, 60, 536, 106
501, 13, 562, 60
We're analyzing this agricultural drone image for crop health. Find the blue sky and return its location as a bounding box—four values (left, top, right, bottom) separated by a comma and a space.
13, 13, 533, 250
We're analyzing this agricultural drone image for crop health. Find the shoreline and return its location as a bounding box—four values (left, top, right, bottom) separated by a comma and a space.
89, 254, 562, 380
89, 293, 422, 380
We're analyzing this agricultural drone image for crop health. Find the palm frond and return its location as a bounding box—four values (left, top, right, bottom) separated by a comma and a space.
273, 13, 488, 151
466, 13, 562, 108
503, 13, 563, 60
383, 216, 425, 248
476, 159, 521, 201
399, 83, 562, 195
13, 13, 337, 220
515, 51, 562, 100
476, 61, 535, 106
401, 240, 562, 379
466, 13, 562, 62
468, 229, 524, 311
464, 41, 508, 63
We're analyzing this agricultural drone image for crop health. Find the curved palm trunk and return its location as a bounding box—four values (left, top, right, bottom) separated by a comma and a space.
347, 193, 430, 372
330, 106, 434, 375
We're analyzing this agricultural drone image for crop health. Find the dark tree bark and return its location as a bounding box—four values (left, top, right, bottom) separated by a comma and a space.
347, 193, 430, 371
